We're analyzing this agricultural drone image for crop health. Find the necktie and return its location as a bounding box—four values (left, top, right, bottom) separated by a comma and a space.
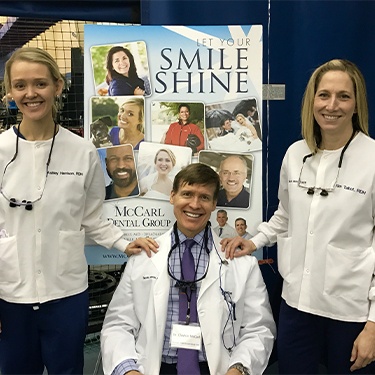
219, 227, 223, 237
177, 239, 200, 375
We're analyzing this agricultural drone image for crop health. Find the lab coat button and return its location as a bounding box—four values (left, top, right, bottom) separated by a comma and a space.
305, 268, 310, 274
37, 270, 42, 274
37, 186, 41, 190
38, 229, 41, 233
309, 231, 313, 235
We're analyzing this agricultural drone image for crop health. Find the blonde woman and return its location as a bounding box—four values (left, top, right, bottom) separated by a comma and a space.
235, 113, 258, 140
140, 148, 176, 199
109, 97, 144, 150
223, 59, 375, 374
0, 47, 157, 374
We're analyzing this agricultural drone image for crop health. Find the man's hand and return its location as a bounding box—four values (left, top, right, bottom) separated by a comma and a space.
350, 321, 375, 371
125, 237, 159, 258
124, 371, 143, 375
220, 236, 256, 260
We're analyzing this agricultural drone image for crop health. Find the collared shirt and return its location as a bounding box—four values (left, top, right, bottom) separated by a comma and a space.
113, 226, 212, 375
162, 227, 211, 363
213, 223, 236, 239
217, 186, 250, 208
105, 182, 139, 199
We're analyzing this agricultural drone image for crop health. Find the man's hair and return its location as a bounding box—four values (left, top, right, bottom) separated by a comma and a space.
220, 116, 233, 127
172, 163, 220, 200
235, 217, 247, 225
217, 209, 228, 216
301, 59, 368, 153
219, 154, 248, 173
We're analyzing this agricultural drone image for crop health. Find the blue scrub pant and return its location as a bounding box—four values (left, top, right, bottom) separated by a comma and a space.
0, 290, 89, 375
277, 299, 375, 374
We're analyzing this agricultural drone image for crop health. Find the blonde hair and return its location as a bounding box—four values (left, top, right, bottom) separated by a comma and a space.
119, 97, 144, 133
154, 148, 176, 167
4, 47, 64, 121
236, 113, 246, 122
301, 59, 368, 153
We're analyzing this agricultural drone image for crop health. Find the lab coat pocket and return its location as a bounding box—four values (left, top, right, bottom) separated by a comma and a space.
277, 233, 292, 283
0, 235, 20, 283
324, 244, 375, 301
58, 229, 87, 276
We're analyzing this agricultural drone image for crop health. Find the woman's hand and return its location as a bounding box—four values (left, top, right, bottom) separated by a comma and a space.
125, 237, 159, 258
220, 236, 257, 259
350, 321, 375, 371
97, 87, 108, 96
133, 87, 145, 96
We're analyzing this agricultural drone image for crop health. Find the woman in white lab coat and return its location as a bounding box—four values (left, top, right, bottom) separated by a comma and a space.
223, 59, 375, 374
0, 47, 156, 375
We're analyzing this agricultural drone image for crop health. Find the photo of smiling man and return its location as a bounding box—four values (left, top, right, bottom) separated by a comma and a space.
217, 154, 252, 208
103, 144, 139, 199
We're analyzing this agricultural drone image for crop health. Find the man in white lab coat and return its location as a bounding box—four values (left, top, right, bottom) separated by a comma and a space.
101, 163, 275, 375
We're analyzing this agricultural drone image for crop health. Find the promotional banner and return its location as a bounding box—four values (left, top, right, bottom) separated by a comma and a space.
83, 25, 263, 263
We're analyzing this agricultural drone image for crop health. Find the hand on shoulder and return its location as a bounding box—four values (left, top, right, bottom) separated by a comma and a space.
125, 237, 159, 258
221, 236, 257, 260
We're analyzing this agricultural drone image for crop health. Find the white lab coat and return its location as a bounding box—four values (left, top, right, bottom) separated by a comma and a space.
0, 127, 128, 303
101, 228, 276, 375
252, 132, 375, 322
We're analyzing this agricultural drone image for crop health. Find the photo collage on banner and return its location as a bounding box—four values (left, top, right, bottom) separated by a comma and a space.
83, 25, 263, 263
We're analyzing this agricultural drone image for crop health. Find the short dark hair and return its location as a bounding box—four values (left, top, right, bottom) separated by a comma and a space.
178, 103, 190, 112
220, 116, 233, 127
173, 163, 220, 201
235, 217, 247, 225
217, 209, 228, 216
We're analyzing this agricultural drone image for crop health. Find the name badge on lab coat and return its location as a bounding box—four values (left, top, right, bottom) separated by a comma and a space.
170, 323, 202, 350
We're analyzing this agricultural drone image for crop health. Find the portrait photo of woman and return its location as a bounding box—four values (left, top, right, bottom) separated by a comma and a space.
137, 142, 192, 200
234, 113, 262, 151
105, 46, 145, 96
109, 97, 145, 150
89, 96, 145, 150
90, 42, 151, 97
152, 101, 205, 156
